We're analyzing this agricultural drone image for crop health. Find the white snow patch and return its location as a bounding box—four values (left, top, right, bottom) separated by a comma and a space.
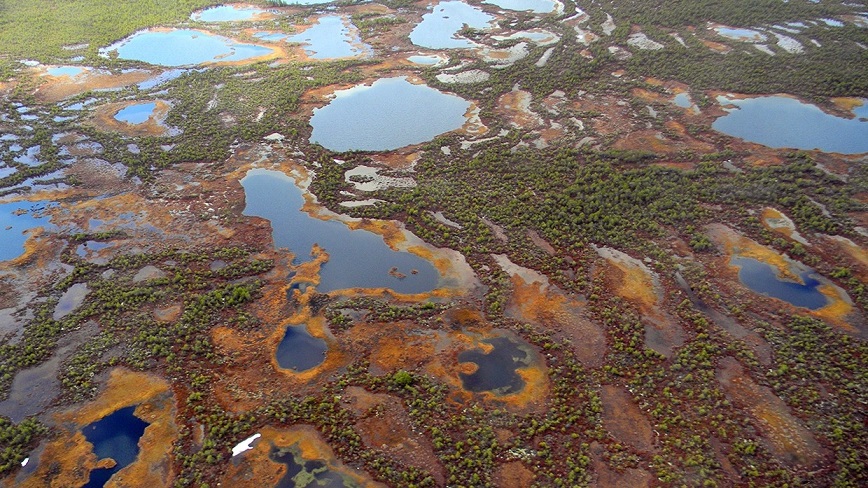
754, 44, 776, 55
345, 165, 416, 192
669, 33, 687, 46
339, 198, 384, 208
232, 433, 261, 457
775, 33, 804, 53
21, 458, 29, 467
574, 26, 599, 45
601, 14, 616, 36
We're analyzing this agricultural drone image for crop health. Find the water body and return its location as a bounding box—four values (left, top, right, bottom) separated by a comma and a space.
309, 77, 470, 151
275, 325, 327, 371
713, 95, 868, 154
241, 169, 438, 293
731, 256, 828, 310
484, 0, 559, 13
409, 1, 495, 49
274, 0, 335, 4
100, 29, 273, 67
82, 406, 149, 488
53, 283, 90, 320
407, 54, 447, 66
458, 336, 529, 394
286, 16, 371, 59
270, 446, 352, 488
254, 32, 291, 42
192, 5, 268, 22
673, 93, 692, 108
0, 200, 53, 261
114, 102, 156, 124
47, 66, 86, 77
713, 26, 766, 41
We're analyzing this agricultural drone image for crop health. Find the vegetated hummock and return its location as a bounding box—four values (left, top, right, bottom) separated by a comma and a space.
0, 0, 866, 487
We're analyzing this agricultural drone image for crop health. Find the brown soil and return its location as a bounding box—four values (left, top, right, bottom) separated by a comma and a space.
493, 461, 535, 487
599, 385, 655, 451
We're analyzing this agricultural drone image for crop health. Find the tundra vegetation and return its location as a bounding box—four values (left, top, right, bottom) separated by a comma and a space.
0, 0, 866, 487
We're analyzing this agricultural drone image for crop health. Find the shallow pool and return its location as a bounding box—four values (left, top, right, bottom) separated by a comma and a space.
286, 15, 371, 59
241, 169, 439, 293
309, 77, 471, 151
82, 406, 149, 488
100, 29, 273, 67
409, 1, 495, 49
191, 5, 269, 22
275, 325, 327, 371
0, 200, 53, 262
459, 336, 529, 394
114, 102, 157, 124
731, 256, 828, 310
713, 95, 868, 154
484, 0, 560, 14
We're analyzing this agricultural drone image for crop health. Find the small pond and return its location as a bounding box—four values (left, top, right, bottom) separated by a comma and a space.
82, 406, 149, 488
241, 169, 439, 293
407, 54, 447, 66
484, 0, 560, 14
114, 102, 156, 124
458, 336, 530, 394
673, 92, 692, 108
275, 325, 327, 372
270, 446, 353, 488
54, 283, 90, 320
713, 95, 868, 154
309, 77, 471, 151
409, 1, 495, 49
191, 5, 269, 22
100, 29, 273, 67
731, 256, 828, 310
713, 26, 766, 41
286, 15, 371, 59
47, 66, 86, 78
0, 200, 54, 262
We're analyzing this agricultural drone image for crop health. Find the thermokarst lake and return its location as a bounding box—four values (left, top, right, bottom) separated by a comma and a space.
241, 168, 439, 293
309, 77, 472, 151
99, 29, 274, 66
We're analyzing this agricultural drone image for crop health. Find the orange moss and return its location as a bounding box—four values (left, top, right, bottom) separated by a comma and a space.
33, 68, 154, 103
830, 97, 864, 112
701, 39, 732, 53
89, 100, 173, 137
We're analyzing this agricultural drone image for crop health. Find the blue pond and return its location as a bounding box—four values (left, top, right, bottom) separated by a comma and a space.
309, 77, 470, 152
731, 256, 828, 310
713, 95, 868, 154
241, 169, 439, 293
458, 336, 529, 394
114, 102, 156, 124
713, 26, 766, 41
673, 92, 692, 108
82, 406, 149, 488
0, 201, 53, 262
192, 5, 268, 22
47, 66, 86, 78
286, 15, 371, 59
276, 325, 327, 372
100, 29, 273, 67
484, 0, 560, 13
409, 1, 495, 49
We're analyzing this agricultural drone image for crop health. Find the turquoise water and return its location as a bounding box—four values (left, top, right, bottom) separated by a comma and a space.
484, 0, 559, 13
47, 66, 85, 77
100, 29, 273, 67
309, 77, 470, 151
241, 168, 439, 293
0, 200, 53, 261
275, 325, 327, 371
713, 95, 868, 154
410, 1, 495, 49
286, 15, 371, 59
192, 5, 267, 22
714, 26, 765, 41
82, 406, 149, 488
114, 102, 157, 124
731, 256, 828, 310
673, 92, 692, 108
459, 336, 529, 394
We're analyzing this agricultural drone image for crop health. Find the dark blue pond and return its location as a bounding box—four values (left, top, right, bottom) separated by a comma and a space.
0, 200, 54, 262
275, 325, 327, 372
713, 95, 868, 154
241, 169, 439, 293
731, 256, 828, 310
458, 336, 529, 394
82, 405, 149, 488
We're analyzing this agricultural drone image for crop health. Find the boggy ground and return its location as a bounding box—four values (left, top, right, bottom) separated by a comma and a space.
1, 1, 867, 487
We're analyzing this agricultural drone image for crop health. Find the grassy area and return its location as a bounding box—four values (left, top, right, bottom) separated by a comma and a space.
0, 0, 221, 61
